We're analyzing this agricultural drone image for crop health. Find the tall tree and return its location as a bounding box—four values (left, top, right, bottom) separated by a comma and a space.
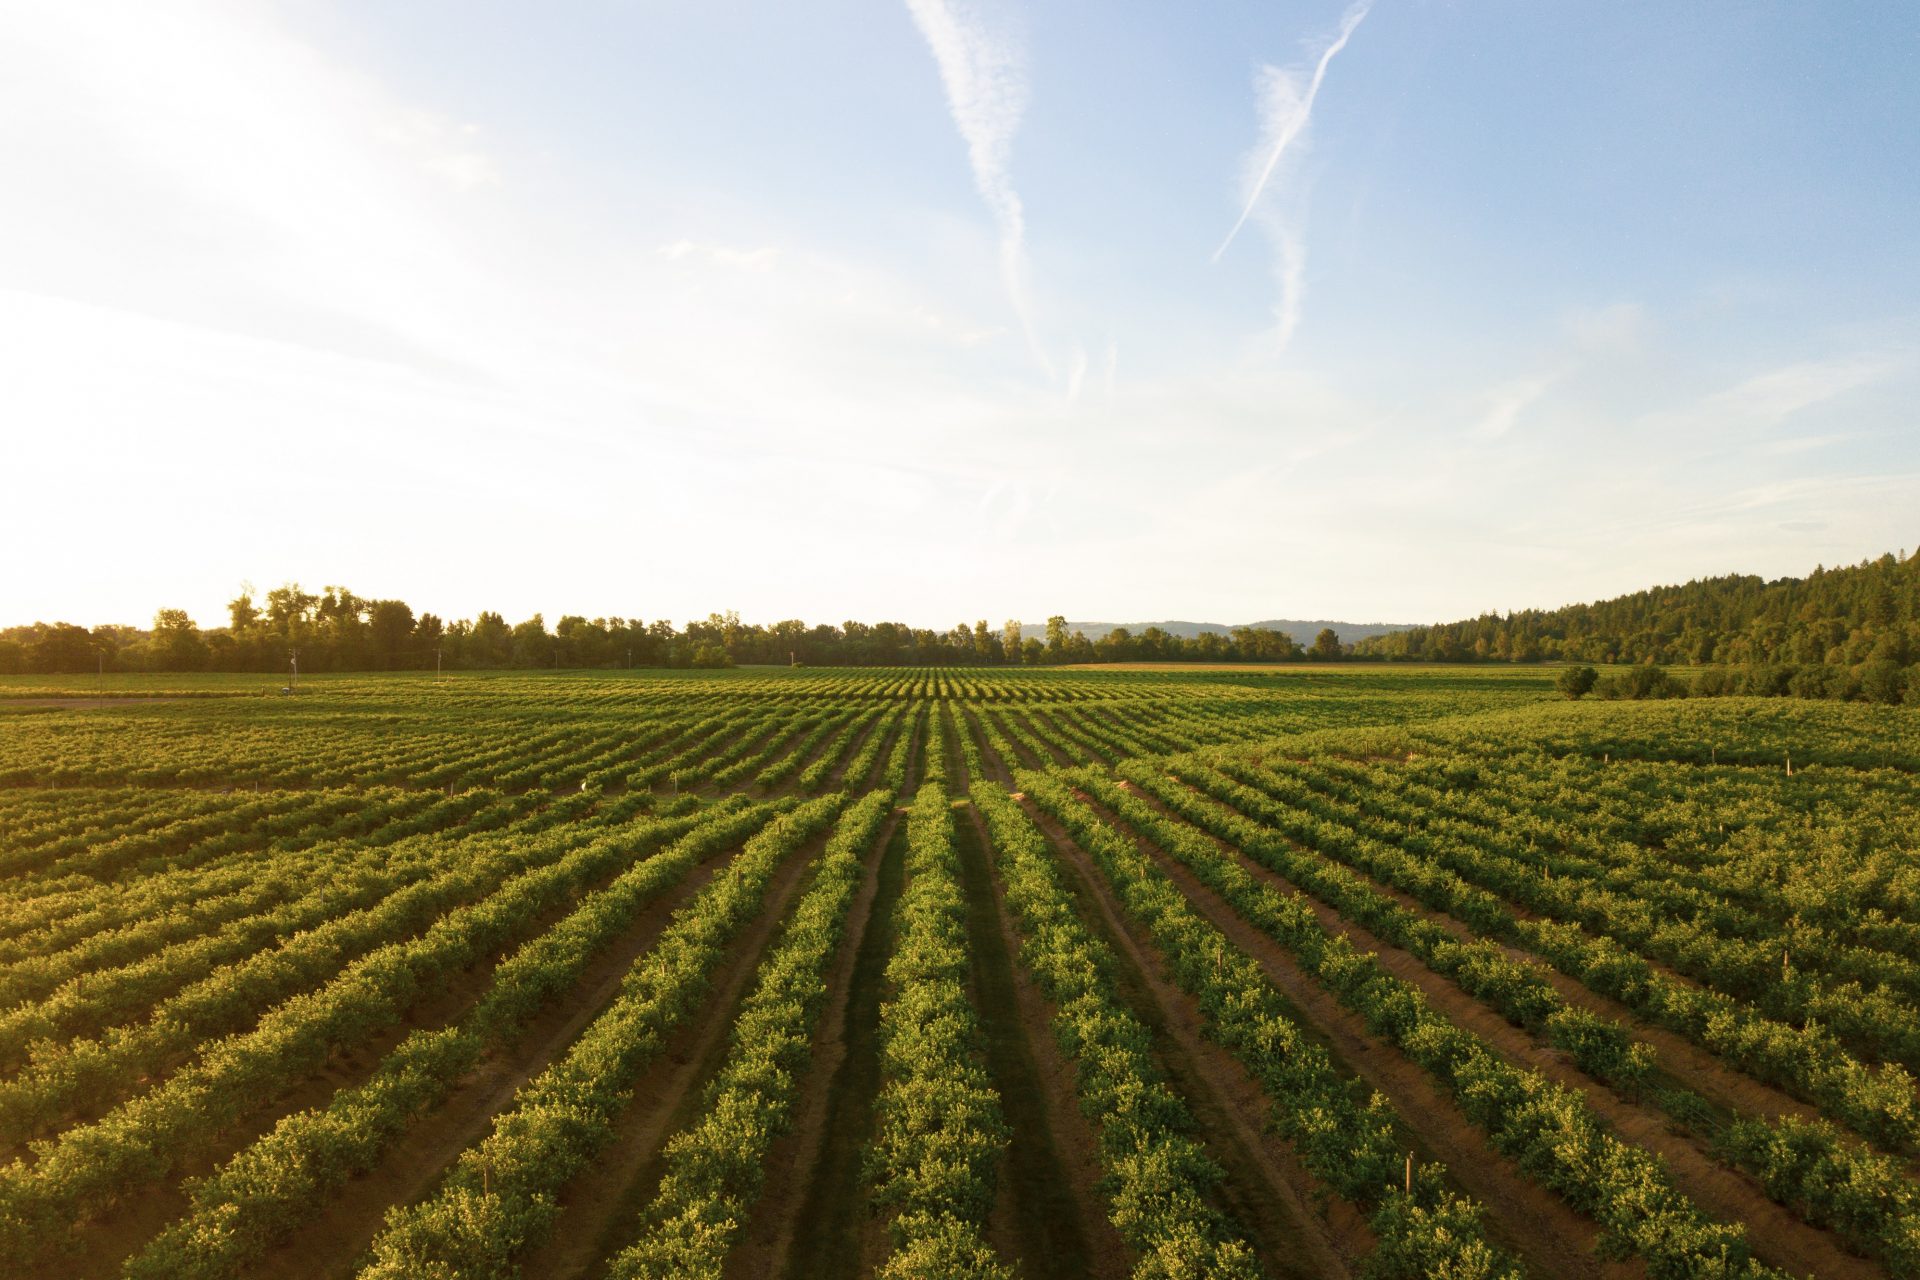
367, 600, 416, 669
227, 586, 259, 632
1045, 615, 1069, 659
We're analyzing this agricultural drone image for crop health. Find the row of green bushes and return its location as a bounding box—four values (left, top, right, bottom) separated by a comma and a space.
1018, 772, 1522, 1279
609, 789, 894, 1278
868, 783, 1011, 1277
1218, 754, 1920, 1154
1333, 753, 1920, 1080
125, 801, 775, 1279
356, 795, 845, 1277
0, 788, 507, 1013
970, 782, 1262, 1277
0, 798, 743, 1268
1086, 766, 1785, 1279
0, 804, 707, 1142
1134, 761, 1920, 1275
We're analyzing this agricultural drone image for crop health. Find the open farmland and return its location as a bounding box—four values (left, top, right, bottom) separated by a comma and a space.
1, 667, 1917, 1279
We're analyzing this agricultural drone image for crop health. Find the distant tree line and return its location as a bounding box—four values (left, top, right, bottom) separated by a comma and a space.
0, 586, 1323, 675
1554, 658, 1920, 706
1353, 550, 1920, 668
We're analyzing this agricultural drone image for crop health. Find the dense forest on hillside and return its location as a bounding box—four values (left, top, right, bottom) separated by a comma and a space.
0, 587, 1317, 675
1355, 551, 1920, 666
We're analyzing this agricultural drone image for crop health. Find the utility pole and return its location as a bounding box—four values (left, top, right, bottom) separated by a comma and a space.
289, 648, 299, 692
436, 647, 442, 682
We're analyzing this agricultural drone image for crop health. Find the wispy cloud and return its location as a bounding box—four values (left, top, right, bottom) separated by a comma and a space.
1698, 354, 1898, 427
904, 0, 1051, 377
1469, 373, 1558, 442
1215, 1, 1372, 352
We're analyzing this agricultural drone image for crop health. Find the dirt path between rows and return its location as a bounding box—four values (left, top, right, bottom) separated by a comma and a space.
762, 710, 861, 798
748, 817, 908, 1280
983, 707, 1049, 772
1028, 706, 1121, 765
959, 706, 1017, 786
955, 801, 1127, 1280
517, 822, 840, 1278
46, 822, 745, 1280
940, 702, 970, 796
1228, 783, 1855, 1139
1063, 788, 1641, 1280
850, 711, 908, 793
1006, 707, 1080, 768
1144, 793, 1883, 1279
1019, 796, 1369, 1280
1257, 767, 1920, 1134
823, 710, 889, 791
245, 843, 747, 1280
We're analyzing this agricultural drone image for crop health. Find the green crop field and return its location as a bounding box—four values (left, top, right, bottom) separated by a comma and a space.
1, 666, 1916, 1280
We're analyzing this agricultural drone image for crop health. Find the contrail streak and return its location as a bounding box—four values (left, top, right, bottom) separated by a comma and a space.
905, 0, 1053, 378
1212, 0, 1372, 264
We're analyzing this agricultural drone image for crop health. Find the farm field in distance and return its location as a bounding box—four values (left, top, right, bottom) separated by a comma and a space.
2, 665, 1917, 1280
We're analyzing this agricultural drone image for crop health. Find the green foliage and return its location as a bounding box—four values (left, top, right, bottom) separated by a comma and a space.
1555, 665, 1597, 699
608, 789, 894, 1279
1019, 772, 1522, 1279
1354, 547, 1920, 668
0, 803, 758, 1269
1593, 664, 1683, 700
1, 667, 1914, 1278
971, 782, 1262, 1278
1079, 764, 1788, 1279
355, 795, 845, 1277
866, 783, 1010, 1272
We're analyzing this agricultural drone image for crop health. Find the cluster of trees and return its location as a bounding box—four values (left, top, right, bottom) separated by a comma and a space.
1556, 659, 1920, 705
1356, 550, 1920, 667
16, 548, 1911, 676
0, 584, 1322, 674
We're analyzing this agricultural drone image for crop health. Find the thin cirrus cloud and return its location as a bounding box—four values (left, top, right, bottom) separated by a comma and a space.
1468, 373, 1561, 442
1215, 1, 1373, 353
903, 0, 1053, 380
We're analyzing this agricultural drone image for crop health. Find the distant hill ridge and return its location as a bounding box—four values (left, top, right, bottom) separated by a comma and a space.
1021, 619, 1414, 646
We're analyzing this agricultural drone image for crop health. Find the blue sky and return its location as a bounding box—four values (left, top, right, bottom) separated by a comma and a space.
3, 1, 1916, 630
